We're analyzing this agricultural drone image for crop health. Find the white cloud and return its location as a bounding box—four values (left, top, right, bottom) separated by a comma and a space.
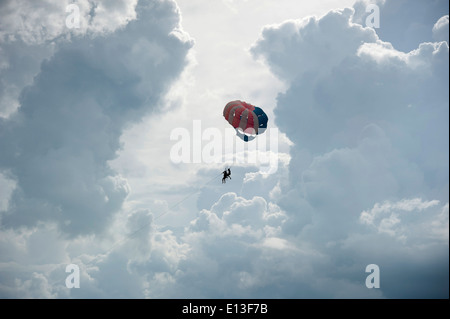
0, 0, 139, 45
251, 8, 378, 83
360, 198, 440, 225
431, 203, 449, 241
433, 15, 449, 42
360, 198, 444, 241
89, 0, 139, 35
353, 0, 448, 53
0, 0, 141, 118
14, 272, 57, 298
250, 0, 449, 298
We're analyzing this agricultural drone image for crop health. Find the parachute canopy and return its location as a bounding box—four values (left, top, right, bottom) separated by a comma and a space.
223, 100, 268, 142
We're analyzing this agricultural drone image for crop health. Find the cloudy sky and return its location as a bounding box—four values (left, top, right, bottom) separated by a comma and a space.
0, 0, 448, 298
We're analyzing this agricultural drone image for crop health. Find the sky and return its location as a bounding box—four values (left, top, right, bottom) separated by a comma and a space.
0, 0, 448, 298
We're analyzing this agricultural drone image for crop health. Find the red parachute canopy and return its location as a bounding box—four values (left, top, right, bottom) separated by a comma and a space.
223, 100, 268, 142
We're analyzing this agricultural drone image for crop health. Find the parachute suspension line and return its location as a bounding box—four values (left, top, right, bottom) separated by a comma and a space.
99, 171, 223, 257
153, 172, 222, 222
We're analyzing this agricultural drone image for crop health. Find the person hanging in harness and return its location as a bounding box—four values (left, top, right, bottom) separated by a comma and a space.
222, 168, 231, 184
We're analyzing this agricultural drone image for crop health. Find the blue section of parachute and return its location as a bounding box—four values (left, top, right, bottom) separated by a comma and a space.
253, 107, 268, 128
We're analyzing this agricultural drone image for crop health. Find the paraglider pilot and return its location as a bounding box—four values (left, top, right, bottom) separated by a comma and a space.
222, 168, 231, 184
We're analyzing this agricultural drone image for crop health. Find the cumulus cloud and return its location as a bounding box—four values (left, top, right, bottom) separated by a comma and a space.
252, 6, 448, 188
433, 15, 449, 42
0, 0, 141, 118
0, 0, 139, 44
352, 0, 449, 52
0, 0, 193, 236
250, 1, 449, 298
0, 191, 378, 298
151, 192, 382, 298
360, 198, 447, 241
251, 8, 378, 83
